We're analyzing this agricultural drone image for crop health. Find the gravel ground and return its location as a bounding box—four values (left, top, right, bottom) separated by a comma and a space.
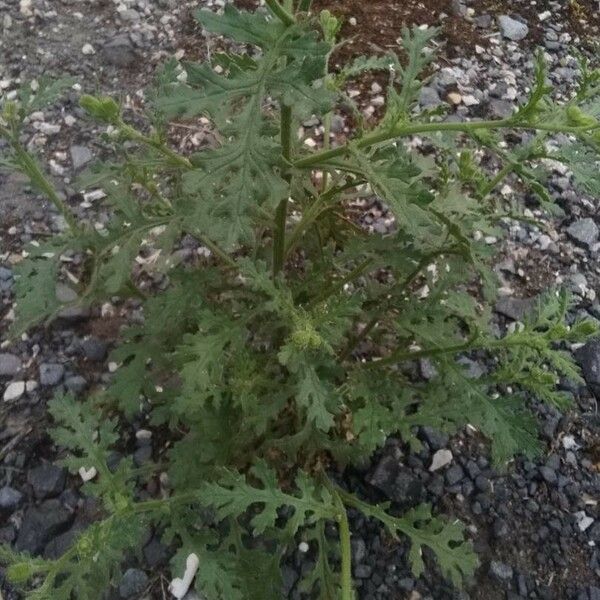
1, 0, 600, 599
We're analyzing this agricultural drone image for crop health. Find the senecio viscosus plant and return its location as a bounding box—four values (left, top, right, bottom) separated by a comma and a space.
2, 1, 600, 598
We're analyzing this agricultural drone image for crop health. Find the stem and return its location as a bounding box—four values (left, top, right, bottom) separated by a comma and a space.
118, 122, 192, 169
293, 118, 600, 170
322, 112, 332, 193
273, 104, 293, 275
265, 0, 296, 26
309, 258, 373, 307
10, 139, 79, 232
334, 491, 354, 600
478, 160, 515, 199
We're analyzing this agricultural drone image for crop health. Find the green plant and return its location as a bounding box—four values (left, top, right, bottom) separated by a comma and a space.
2, 1, 600, 598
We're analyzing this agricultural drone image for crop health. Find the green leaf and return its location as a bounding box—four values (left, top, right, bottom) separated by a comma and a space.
196, 460, 335, 537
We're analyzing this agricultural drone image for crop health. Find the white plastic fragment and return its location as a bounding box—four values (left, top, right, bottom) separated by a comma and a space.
78, 466, 98, 482
169, 553, 200, 599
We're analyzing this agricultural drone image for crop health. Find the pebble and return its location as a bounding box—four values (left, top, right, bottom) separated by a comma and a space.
0, 353, 22, 376
119, 568, 148, 598
3, 380, 25, 401
39, 363, 65, 386
15, 500, 74, 555
429, 449, 453, 472
489, 560, 513, 580
0, 486, 24, 512
567, 218, 599, 248
498, 15, 529, 41
27, 465, 67, 499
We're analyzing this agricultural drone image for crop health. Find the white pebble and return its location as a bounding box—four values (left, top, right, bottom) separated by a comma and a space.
429, 449, 453, 471
3, 381, 25, 402
82, 43, 95, 55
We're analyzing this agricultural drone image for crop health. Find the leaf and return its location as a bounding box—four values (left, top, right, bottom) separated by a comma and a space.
10, 246, 64, 337
155, 6, 333, 247
343, 492, 478, 587
296, 365, 337, 432
196, 460, 335, 537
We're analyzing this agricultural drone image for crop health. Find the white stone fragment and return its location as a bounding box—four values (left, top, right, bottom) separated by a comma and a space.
575, 511, 594, 532
3, 381, 25, 401
429, 449, 453, 472
82, 43, 95, 55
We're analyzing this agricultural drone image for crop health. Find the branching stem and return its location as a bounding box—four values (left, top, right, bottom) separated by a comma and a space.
334, 490, 354, 600
265, 0, 296, 26
294, 118, 600, 170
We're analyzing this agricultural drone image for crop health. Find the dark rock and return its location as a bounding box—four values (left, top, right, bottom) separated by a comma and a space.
27, 464, 67, 499
0, 353, 22, 377
369, 455, 423, 504
575, 340, 600, 396
445, 465, 464, 486
0, 486, 24, 512
495, 296, 535, 321
420, 426, 449, 450
119, 568, 148, 598
281, 565, 298, 596
15, 500, 74, 555
43, 524, 84, 560
143, 537, 168, 568
80, 337, 108, 361
39, 363, 65, 386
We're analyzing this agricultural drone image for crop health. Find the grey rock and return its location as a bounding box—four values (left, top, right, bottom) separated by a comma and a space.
419, 86, 442, 108
588, 522, 600, 542
474, 14, 492, 28
329, 115, 345, 133
27, 464, 67, 499
0, 266, 12, 280
133, 445, 152, 467
39, 362, 65, 386
281, 565, 298, 596
493, 518, 509, 538
0, 486, 24, 512
102, 34, 137, 68
489, 560, 513, 580
56, 283, 90, 321
355, 564, 373, 578
43, 524, 84, 560
15, 500, 74, 555
488, 99, 514, 119
69, 145, 93, 170
539, 466, 557, 485
498, 15, 529, 41
119, 568, 148, 598
495, 295, 535, 321
351, 537, 367, 565
567, 218, 599, 248
80, 337, 108, 361
0, 353, 22, 376
65, 375, 88, 394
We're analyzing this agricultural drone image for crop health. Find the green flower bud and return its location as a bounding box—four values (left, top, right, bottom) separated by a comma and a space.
79, 95, 120, 123
7, 562, 34, 584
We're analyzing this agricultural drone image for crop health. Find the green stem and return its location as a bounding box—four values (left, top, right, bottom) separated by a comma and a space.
10, 139, 79, 232
309, 258, 373, 307
293, 118, 600, 170
118, 122, 192, 169
273, 104, 293, 275
265, 0, 296, 26
478, 161, 515, 199
334, 491, 354, 600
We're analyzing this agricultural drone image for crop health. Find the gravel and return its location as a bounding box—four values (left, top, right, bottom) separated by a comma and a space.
498, 15, 529, 41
